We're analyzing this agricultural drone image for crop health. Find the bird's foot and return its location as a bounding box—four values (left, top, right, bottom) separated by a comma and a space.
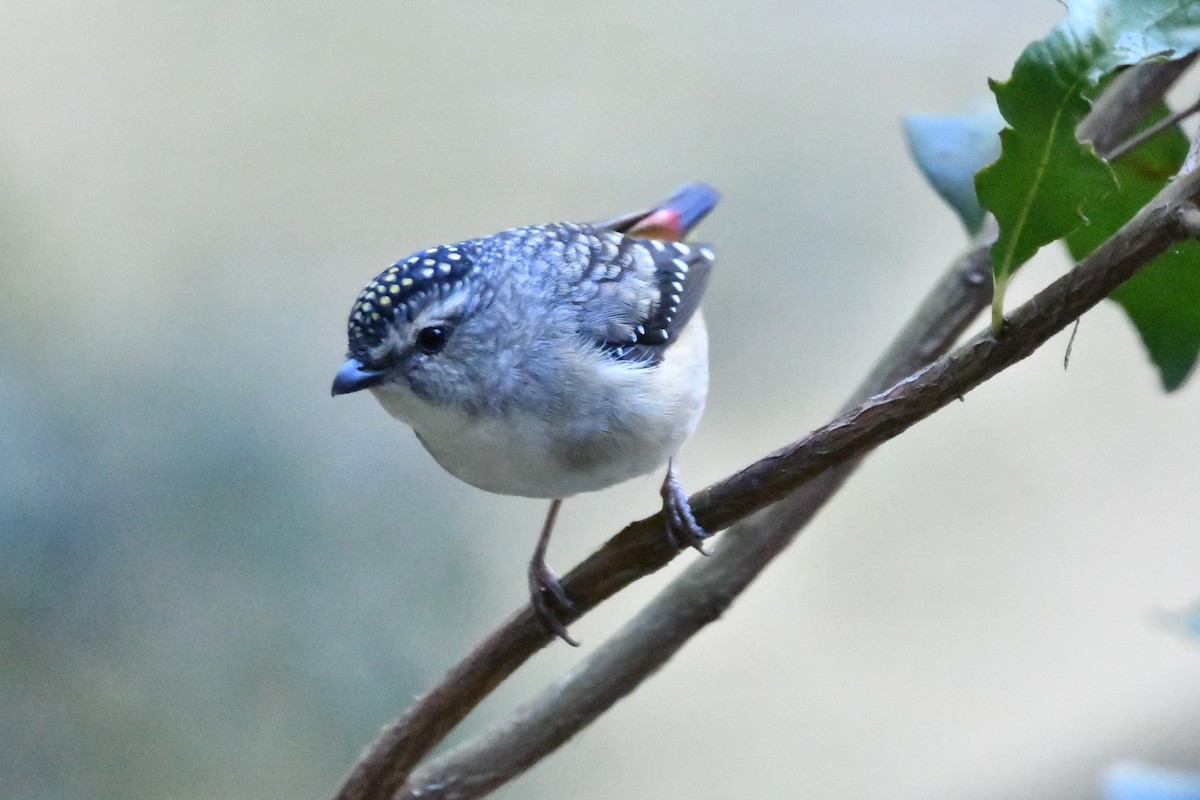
528, 557, 580, 647
661, 459, 710, 555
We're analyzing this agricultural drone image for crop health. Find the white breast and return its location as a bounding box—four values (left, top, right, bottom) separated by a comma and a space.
370, 315, 708, 499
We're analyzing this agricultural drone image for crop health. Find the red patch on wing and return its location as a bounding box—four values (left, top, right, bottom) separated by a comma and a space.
625, 208, 684, 241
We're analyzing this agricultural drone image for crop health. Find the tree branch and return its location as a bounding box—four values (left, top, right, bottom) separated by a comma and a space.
334, 237, 992, 800
333, 62, 1200, 800
393, 180, 1200, 799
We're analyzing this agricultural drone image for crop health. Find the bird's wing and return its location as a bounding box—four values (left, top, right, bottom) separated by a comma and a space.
572, 230, 715, 366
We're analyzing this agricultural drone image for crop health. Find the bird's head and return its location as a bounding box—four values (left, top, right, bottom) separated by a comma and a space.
331, 241, 504, 418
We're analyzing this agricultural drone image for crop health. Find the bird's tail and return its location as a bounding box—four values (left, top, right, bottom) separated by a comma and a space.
596, 183, 720, 241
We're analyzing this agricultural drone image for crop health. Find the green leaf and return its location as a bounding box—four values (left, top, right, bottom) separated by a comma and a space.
1063, 115, 1200, 389
904, 106, 1004, 235
1065, 106, 1200, 390
975, 0, 1200, 332
1116, 252, 1200, 390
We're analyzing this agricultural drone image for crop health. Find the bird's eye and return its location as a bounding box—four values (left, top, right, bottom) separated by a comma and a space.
415, 325, 451, 354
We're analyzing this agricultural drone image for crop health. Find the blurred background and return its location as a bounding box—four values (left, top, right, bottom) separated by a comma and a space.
3, 1, 1199, 798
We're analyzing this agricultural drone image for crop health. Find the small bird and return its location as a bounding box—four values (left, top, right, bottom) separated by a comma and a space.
332, 184, 719, 645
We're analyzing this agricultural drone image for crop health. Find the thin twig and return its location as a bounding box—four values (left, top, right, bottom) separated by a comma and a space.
1106, 95, 1200, 162
1064, 318, 1081, 371
1078, 55, 1197, 158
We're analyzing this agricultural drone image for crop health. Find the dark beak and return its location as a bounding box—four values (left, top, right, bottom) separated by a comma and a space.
331, 359, 385, 396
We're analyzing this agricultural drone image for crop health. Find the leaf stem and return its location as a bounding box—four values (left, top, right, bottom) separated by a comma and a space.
991, 273, 1010, 334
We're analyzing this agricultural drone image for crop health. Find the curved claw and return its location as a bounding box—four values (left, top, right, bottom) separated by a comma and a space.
528, 559, 579, 647
661, 459, 710, 555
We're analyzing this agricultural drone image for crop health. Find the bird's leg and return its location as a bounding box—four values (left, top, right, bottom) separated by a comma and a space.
661, 457, 710, 555
527, 498, 580, 646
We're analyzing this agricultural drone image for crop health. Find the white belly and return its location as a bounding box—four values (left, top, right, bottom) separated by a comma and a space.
371, 316, 708, 498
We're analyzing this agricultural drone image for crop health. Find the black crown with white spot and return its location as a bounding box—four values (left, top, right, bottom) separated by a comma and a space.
346, 242, 481, 361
